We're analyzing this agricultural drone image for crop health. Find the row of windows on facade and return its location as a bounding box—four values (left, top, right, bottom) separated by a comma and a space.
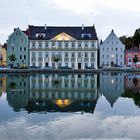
31, 74, 95, 79
13, 38, 25, 43
20, 55, 26, 60
102, 54, 123, 58
30, 92, 95, 99
106, 40, 119, 44
32, 62, 95, 67
31, 41, 95, 48
12, 47, 27, 51
102, 62, 123, 65
32, 52, 95, 58
31, 82, 95, 89
102, 47, 123, 51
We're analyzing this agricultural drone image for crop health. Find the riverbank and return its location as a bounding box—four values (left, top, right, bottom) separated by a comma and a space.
0, 68, 140, 73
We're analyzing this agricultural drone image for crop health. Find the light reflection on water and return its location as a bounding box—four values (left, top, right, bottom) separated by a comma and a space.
0, 72, 140, 140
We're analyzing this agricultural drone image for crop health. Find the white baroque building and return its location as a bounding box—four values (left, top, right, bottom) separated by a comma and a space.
28, 25, 98, 69
99, 30, 125, 67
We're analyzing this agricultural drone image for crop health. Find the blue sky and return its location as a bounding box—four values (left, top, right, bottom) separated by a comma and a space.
0, 0, 140, 43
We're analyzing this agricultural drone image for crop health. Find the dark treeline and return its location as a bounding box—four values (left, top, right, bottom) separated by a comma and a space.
119, 28, 140, 50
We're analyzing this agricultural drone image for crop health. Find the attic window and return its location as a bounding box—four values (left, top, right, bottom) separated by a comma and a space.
36, 33, 45, 39
81, 34, 91, 39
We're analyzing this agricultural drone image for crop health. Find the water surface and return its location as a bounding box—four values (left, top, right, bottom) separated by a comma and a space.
0, 72, 140, 140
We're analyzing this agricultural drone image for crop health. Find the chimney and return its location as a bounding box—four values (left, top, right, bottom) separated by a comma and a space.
45, 24, 47, 30
82, 24, 84, 30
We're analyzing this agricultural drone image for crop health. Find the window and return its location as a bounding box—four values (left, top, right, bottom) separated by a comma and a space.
72, 52, 75, 57
112, 48, 113, 51
46, 53, 48, 57
39, 42, 42, 48
32, 42, 35, 47
45, 42, 48, 47
58, 42, 62, 47
65, 52, 68, 57
24, 55, 26, 59
39, 52, 42, 58
58, 52, 61, 57
85, 42, 88, 47
13, 47, 14, 51
78, 42, 81, 48
116, 54, 118, 58
32, 52, 35, 57
102, 55, 104, 58
107, 55, 109, 58
81, 34, 91, 39
39, 63, 42, 67
24, 47, 26, 51
116, 48, 117, 51
52, 52, 55, 57
91, 52, 94, 57
85, 52, 88, 57
107, 48, 109, 51
71, 42, 75, 48
52, 42, 55, 47
120, 55, 122, 58
65, 42, 68, 48
78, 52, 81, 57
20, 47, 22, 51
121, 48, 122, 51
102, 48, 104, 51
72, 63, 75, 68
91, 42, 94, 47
20, 55, 22, 60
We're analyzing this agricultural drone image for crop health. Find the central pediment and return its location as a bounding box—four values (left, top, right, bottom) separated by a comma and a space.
51, 32, 76, 41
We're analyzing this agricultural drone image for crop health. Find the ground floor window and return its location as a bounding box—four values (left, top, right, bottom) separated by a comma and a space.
72, 63, 75, 68
33, 62, 35, 66
39, 62, 42, 67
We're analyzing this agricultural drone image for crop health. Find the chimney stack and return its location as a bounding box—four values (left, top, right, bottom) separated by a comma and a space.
45, 24, 47, 30
82, 24, 84, 30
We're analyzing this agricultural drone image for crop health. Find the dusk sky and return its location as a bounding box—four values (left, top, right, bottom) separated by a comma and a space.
0, 0, 140, 44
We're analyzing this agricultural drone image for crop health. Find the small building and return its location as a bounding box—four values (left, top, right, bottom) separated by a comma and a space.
28, 25, 98, 69
7, 28, 29, 68
0, 44, 7, 66
125, 46, 140, 68
99, 30, 125, 67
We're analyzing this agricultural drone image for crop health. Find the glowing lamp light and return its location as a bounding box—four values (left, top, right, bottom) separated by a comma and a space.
55, 99, 71, 108
111, 54, 115, 58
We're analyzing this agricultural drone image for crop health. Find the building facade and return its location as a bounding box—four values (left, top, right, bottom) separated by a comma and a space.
99, 30, 125, 67
7, 28, 29, 68
125, 46, 140, 68
28, 25, 98, 69
0, 44, 7, 66
99, 72, 124, 106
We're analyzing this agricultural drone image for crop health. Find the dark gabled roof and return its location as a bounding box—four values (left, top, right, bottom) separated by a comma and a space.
28, 25, 98, 40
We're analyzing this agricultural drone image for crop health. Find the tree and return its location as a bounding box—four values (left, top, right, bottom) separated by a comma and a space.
52, 56, 60, 69
8, 54, 17, 68
119, 35, 133, 49
133, 55, 138, 68
133, 29, 140, 47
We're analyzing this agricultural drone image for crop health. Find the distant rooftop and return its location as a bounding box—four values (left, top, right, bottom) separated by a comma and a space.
27, 25, 98, 40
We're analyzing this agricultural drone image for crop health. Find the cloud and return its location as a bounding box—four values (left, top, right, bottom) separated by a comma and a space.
0, 113, 140, 140
0, 0, 140, 43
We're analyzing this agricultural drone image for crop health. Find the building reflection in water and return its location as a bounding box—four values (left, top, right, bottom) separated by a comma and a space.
99, 72, 124, 107
123, 74, 140, 107
0, 75, 6, 97
6, 74, 30, 112
6, 74, 99, 114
